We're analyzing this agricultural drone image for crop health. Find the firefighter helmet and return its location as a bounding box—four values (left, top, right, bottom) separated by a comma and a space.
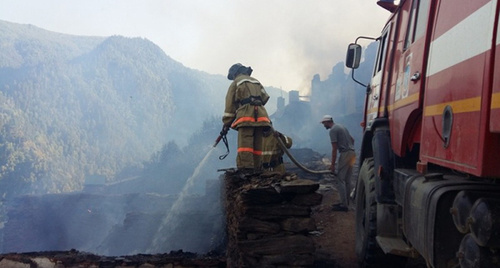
227, 63, 243, 80
227, 63, 253, 80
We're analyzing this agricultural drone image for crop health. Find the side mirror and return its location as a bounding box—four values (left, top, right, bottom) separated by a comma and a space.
345, 43, 362, 69
377, 0, 398, 13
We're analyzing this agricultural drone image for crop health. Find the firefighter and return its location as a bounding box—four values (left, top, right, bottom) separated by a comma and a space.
261, 127, 293, 174
321, 115, 355, 212
222, 63, 271, 175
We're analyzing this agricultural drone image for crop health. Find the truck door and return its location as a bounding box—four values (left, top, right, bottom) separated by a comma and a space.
389, 0, 432, 157
421, 0, 498, 176
366, 26, 390, 129
491, 7, 500, 133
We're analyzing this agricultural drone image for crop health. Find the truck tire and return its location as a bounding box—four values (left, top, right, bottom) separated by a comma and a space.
355, 157, 405, 267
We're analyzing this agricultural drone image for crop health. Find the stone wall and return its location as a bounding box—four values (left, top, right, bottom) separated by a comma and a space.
224, 171, 322, 267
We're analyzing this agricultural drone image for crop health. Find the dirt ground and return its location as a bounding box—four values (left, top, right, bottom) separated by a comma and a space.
312, 177, 427, 268
311, 177, 358, 268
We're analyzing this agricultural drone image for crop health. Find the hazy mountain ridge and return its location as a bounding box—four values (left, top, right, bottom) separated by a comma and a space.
0, 21, 104, 68
0, 21, 197, 196
0, 25, 177, 196
0, 20, 289, 197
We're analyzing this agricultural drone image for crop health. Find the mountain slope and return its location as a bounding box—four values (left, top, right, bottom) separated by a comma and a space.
0, 20, 259, 196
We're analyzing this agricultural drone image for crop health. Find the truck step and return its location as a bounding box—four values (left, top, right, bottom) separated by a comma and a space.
376, 236, 419, 258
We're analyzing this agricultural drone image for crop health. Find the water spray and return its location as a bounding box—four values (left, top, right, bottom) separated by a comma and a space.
149, 146, 217, 253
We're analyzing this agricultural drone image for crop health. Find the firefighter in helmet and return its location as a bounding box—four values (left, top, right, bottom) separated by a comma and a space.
262, 127, 293, 174
222, 63, 271, 174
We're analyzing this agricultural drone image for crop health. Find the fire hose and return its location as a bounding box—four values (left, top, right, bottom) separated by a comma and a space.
213, 126, 334, 175
274, 130, 334, 175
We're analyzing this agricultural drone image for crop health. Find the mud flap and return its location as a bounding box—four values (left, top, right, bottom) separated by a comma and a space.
372, 128, 395, 204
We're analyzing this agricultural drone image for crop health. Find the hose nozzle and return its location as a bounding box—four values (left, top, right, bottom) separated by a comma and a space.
214, 125, 230, 160
213, 135, 223, 147
214, 125, 229, 148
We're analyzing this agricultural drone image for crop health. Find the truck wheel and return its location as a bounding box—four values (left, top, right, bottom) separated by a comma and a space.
355, 158, 405, 267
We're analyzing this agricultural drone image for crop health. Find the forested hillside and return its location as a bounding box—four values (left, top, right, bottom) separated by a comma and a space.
0, 20, 285, 198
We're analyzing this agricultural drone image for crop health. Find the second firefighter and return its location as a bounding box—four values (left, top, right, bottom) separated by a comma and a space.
262, 128, 293, 174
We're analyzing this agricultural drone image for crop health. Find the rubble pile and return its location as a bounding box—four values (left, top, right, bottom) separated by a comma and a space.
284, 148, 330, 181
2, 179, 225, 256
224, 171, 322, 267
0, 249, 225, 267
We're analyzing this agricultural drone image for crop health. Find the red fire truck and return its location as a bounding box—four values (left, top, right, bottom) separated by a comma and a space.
346, 0, 500, 267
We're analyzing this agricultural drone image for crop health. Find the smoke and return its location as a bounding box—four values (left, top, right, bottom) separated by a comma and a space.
170, 1, 389, 93
1, 0, 389, 93
0, 8, 379, 253
1, 145, 229, 256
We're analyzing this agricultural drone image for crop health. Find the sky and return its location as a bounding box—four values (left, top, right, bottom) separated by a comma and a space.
0, 0, 390, 94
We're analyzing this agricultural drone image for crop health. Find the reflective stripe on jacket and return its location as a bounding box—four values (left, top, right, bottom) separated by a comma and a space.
222, 75, 271, 129
237, 147, 262, 155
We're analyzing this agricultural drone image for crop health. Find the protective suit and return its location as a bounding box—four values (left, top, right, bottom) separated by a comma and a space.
223, 64, 271, 172
262, 130, 293, 173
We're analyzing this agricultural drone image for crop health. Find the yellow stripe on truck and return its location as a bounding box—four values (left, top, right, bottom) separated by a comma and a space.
424, 96, 481, 116
491, 92, 500, 109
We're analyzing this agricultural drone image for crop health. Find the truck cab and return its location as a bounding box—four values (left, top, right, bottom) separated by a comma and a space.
346, 0, 500, 267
